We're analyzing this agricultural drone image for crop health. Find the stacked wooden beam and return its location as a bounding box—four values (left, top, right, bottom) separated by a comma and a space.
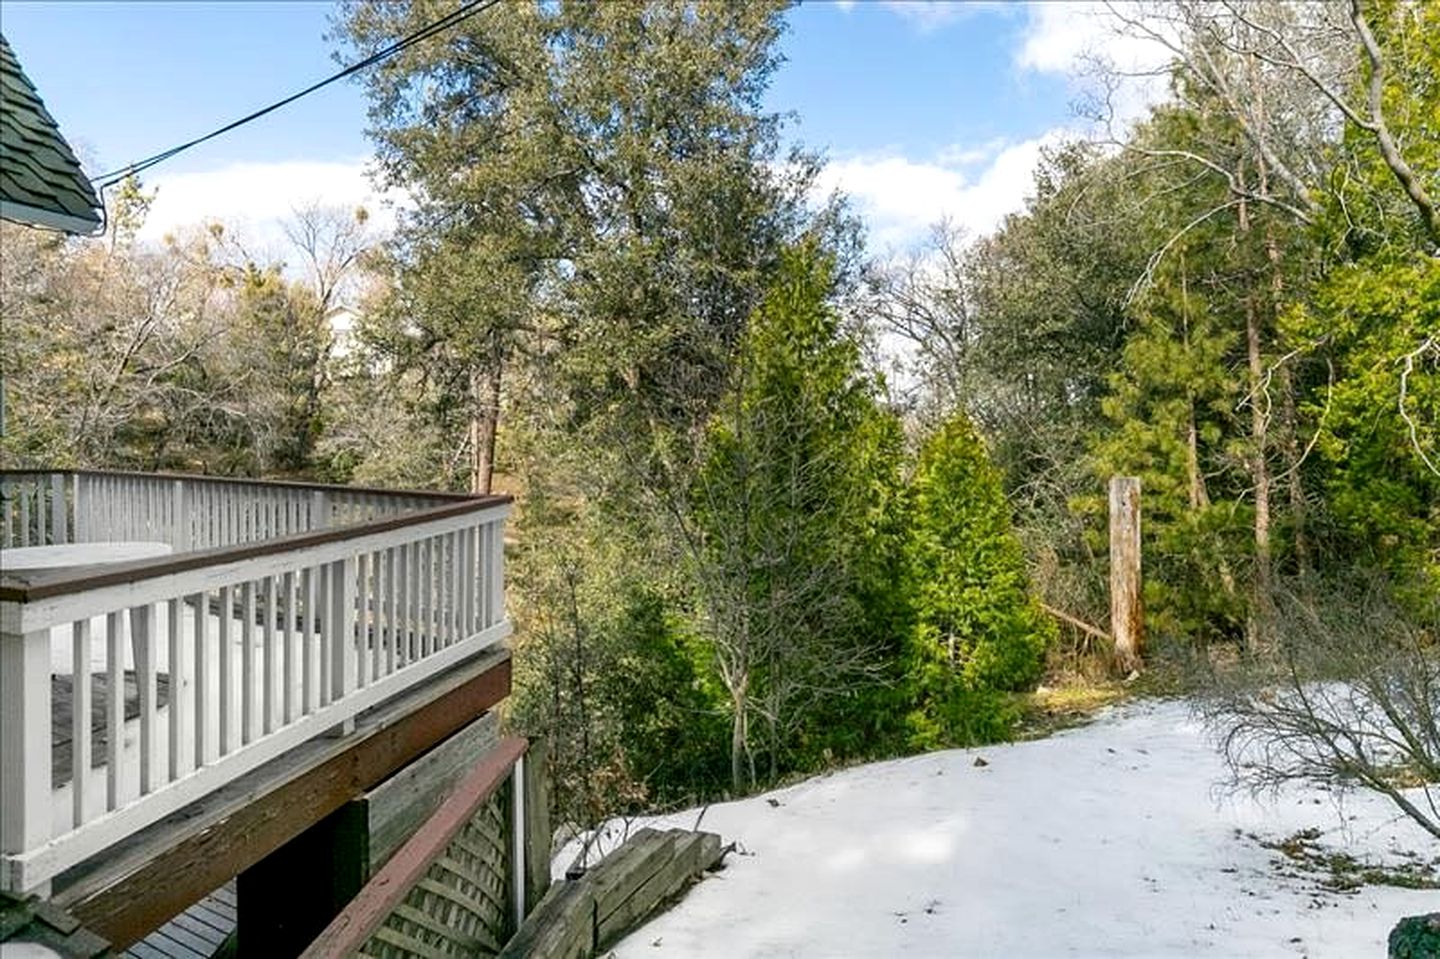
500, 827, 726, 959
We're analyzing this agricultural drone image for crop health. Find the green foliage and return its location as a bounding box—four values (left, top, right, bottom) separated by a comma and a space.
1285, 255, 1440, 602
903, 414, 1052, 748
688, 242, 907, 788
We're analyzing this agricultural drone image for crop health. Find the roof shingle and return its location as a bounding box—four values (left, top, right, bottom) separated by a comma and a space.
0, 33, 102, 233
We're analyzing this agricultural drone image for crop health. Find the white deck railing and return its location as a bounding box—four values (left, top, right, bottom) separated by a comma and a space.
0, 471, 511, 894
0, 470, 455, 552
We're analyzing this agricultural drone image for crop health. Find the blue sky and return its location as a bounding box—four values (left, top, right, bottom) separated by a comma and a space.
3, 1, 1142, 251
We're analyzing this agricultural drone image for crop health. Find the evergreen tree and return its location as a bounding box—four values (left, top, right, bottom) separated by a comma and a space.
903, 414, 1052, 749
688, 242, 904, 790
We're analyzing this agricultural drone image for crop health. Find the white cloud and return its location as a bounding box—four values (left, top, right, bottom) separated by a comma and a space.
1015, 2, 1174, 128
879, 1, 1011, 32
136, 158, 401, 259
818, 131, 1068, 251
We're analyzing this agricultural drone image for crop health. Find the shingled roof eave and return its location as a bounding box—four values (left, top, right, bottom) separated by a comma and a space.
0, 198, 101, 234
0, 33, 104, 236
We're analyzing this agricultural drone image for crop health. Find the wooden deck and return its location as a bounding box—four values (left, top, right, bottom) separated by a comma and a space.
121, 881, 234, 959
51, 671, 171, 789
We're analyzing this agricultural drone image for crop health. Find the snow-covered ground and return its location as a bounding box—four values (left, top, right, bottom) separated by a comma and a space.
575, 699, 1436, 958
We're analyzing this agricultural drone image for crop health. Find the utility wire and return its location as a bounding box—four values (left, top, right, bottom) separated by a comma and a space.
91, 0, 501, 189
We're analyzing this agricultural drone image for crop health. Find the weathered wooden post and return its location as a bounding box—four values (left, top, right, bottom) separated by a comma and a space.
1109, 476, 1143, 674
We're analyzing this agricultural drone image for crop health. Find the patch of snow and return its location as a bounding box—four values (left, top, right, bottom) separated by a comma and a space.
570, 699, 1434, 958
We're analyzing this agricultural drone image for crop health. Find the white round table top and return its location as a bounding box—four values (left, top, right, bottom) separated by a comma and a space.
1, 541, 174, 572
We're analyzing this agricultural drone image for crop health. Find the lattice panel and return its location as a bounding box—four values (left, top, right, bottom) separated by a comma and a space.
359, 778, 515, 959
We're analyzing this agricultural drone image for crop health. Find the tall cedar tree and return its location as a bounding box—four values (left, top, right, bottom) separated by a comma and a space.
904, 414, 1051, 749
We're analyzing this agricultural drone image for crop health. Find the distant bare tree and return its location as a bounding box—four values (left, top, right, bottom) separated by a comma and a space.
1202, 577, 1440, 842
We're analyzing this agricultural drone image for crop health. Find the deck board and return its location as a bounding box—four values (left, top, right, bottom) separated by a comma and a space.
120, 881, 235, 959
51, 670, 171, 789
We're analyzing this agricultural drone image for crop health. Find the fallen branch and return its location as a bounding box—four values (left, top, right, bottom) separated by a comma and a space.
1041, 603, 1113, 644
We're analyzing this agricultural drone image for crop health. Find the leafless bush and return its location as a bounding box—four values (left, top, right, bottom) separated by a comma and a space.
1201, 576, 1440, 842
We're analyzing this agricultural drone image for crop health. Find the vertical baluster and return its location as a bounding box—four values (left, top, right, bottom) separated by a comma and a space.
437, 533, 449, 647
1, 481, 12, 547
419, 538, 432, 658
36, 482, 48, 545
318, 566, 332, 707
406, 541, 419, 665
225, 486, 235, 544
193, 592, 211, 768
105, 611, 124, 810
355, 554, 370, 688
438, 534, 450, 647
283, 570, 297, 724
263, 576, 277, 734
171, 481, 184, 553
491, 517, 505, 629
71, 620, 91, 828
480, 524, 492, 630
372, 552, 384, 679
432, 536, 444, 652
73, 474, 85, 543
302, 567, 317, 714
18, 488, 30, 547
462, 528, 472, 637
132, 604, 157, 795
241, 582, 257, 745
167, 598, 185, 781
451, 531, 463, 643
395, 544, 410, 669
50, 474, 67, 544
219, 584, 235, 755
327, 557, 357, 711
385, 547, 398, 676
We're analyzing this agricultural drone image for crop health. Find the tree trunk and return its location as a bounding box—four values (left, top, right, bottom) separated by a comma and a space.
1235, 173, 1274, 652
1278, 363, 1311, 578
1181, 267, 1210, 512
469, 365, 501, 495
1257, 152, 1311, 582
1109, 476, 1143, 674
730, 682, 749, 794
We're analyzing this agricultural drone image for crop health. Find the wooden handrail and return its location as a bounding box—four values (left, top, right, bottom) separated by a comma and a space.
0, 493, 512, 603
0, 468, 479, 504
300, 736, 530, 959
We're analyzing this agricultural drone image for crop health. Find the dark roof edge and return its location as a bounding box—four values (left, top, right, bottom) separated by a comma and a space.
0, 198, 101, 233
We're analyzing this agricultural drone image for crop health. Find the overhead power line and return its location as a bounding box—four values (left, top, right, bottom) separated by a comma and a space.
92, 0, 501, 188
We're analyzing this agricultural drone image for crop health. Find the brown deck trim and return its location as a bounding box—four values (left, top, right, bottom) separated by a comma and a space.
55, 649, 512, 949
0, 467, 478, 504
0, 493, 512, 603
300, 736, 529, 959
